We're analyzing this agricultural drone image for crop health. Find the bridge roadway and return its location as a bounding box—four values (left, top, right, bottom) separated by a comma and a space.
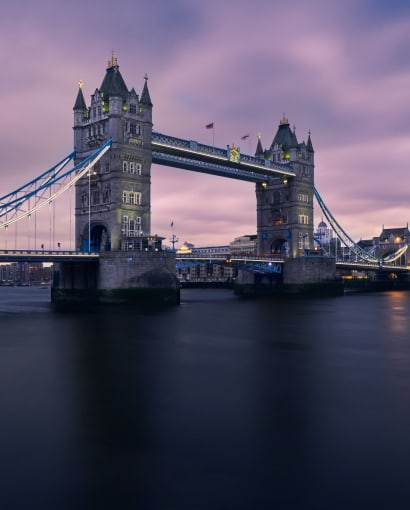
177, 253, 410, 273
335, 260, 409, 272
0, 250, 408, 275
0, 250, 99, 263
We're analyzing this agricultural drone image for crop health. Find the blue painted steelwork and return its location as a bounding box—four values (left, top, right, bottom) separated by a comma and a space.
0, 139, 112, 227
314, 187, 408, 266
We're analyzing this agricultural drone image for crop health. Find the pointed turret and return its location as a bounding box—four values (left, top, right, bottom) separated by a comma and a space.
255, 134, 264, 158
140, 74, 153, 107
73, 81, 87, 111
306, 130, 314, 152
73, 81, 88, 148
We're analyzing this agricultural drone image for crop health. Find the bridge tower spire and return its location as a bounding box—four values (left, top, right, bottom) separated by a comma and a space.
255, 115, 315, 257
72, 56, 153, 252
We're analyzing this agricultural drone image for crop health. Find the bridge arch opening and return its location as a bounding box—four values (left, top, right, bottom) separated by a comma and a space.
271, 239, 289, 255
81, 223, 110, 252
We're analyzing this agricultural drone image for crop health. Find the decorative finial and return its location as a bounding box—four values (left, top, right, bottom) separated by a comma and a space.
258, 132, 261, 139
280, 113, 289, 125
107, 50, 118, 68
78, 80, 83, 89
144, 73, 148, 82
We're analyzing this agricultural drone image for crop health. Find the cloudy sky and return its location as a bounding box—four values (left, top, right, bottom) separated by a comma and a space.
1, 0, 410, 249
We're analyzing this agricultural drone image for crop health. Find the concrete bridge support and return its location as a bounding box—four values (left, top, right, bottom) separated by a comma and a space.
234, 256, 343, 297
51, 251, 180, 307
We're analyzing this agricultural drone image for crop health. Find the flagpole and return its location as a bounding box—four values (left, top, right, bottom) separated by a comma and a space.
241, 133, 251, 155
205, 122, 215, 146
170, 221, 178, 251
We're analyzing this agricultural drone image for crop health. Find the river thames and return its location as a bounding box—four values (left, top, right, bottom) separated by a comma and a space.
0, 286, 410, 509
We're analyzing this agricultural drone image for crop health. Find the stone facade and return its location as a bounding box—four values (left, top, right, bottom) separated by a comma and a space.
255, 116, 314, 258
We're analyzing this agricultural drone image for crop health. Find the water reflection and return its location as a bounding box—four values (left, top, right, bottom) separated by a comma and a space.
1, 289, 410, 508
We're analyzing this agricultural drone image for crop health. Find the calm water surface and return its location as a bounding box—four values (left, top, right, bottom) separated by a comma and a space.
0, 286, 410, 509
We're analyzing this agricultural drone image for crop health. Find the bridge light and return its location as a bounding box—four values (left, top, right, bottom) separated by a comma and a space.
261, 182, 267, 188
282, 177, 288, 184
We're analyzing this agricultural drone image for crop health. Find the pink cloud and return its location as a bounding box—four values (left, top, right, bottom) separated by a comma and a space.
1, 0, 410, 250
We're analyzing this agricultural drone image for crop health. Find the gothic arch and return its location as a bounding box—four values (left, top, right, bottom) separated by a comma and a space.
271, 238, 289, 255
81, 222, 110, 252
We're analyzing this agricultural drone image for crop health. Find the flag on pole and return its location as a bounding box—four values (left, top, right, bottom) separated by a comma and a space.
171, 221, 174, 227
205, 122, 214, 129
241, 134, 250, 140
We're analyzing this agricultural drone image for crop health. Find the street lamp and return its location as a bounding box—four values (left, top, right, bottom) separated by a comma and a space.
88, 169, 91, 253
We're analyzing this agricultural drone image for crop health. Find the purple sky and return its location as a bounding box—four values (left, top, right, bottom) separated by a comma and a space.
1, 0, 410, 249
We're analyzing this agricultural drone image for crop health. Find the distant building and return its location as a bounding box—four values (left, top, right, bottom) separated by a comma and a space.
175, 241, 236, 282
372, 225, 410, 263
230, 235, 257, 255
0, 262, 52, 285
314, 220, 333, 251
176, 242, 195, 255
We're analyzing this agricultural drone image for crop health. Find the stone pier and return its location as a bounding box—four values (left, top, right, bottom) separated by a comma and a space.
51, 251, 180, 307
234, 256, 343, 297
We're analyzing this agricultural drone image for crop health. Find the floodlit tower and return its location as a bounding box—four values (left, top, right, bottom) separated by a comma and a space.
255, 115, 314, 257
73, 55, 153, 251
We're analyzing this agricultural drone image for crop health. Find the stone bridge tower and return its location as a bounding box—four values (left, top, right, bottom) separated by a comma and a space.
255, 115, 314, 258
73, 55, 153, 252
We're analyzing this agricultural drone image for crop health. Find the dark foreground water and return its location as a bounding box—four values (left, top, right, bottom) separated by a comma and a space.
1, 287, 410, 509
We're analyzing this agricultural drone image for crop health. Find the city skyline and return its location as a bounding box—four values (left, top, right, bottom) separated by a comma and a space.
1, 0, 410, 248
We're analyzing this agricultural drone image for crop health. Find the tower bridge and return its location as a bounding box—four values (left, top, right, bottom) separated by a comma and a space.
0, 56, 408, 302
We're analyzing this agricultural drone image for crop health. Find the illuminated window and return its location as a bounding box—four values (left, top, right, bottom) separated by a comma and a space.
122, 216, 129, 236
298, 214, 309, 225
123, 191, 141, 205
298, 232, 304, 249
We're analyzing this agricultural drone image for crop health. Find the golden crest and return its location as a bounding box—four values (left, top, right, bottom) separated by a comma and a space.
229, 143, 240, 163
